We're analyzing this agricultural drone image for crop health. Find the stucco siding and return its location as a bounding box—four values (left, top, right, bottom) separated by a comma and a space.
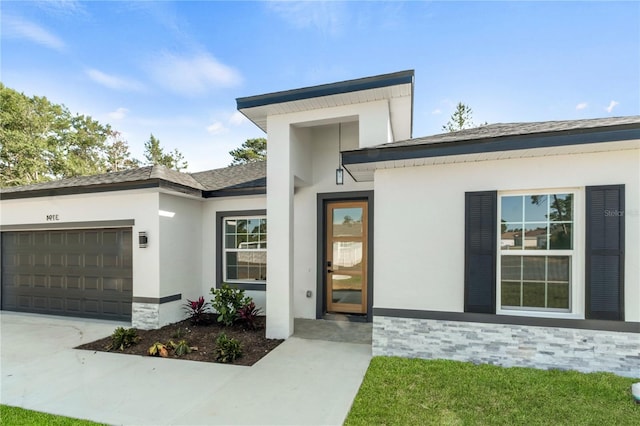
293, 123, 372, 319
158, 193, 203, 325
373, 148, 640, 321
201, 195, 267, 312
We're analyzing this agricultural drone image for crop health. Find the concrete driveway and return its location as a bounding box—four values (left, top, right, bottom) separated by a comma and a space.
0, 312, 372, 425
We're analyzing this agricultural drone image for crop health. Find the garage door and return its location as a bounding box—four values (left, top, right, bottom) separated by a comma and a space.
1, 228, 132, 321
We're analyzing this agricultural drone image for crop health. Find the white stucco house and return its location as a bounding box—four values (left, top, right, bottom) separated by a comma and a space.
1, 70, 639, 377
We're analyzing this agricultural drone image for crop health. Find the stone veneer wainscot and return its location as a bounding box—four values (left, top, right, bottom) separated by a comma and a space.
373, 316, 640, 378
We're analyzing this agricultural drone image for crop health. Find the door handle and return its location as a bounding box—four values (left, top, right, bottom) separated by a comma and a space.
327, 269, 334, 273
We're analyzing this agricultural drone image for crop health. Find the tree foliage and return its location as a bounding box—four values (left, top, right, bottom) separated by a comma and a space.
105, 132, 139, 172
229, 138, 266, 165
442, 102, 486, 132
0, 84, 190, 187
143, 134, 188, 171
0, 83, 112, 186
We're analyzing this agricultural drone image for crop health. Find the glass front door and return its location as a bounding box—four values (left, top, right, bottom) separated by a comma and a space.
326, 200, 368, 314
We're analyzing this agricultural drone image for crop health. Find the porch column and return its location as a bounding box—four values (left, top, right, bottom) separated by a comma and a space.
265, 118, 294, 339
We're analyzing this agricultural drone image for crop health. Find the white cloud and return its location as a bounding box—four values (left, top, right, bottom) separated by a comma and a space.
207, 122, 227, 135
229, 111, 248, 126
108, 107, 129, 120
267, 1, 346, 36
2, 15, 65, 51
606, 100, 619, 113
148, 52, 242, 96
575, 102, 588, 110
431, 108, 442, 115
86, 69, 145, 92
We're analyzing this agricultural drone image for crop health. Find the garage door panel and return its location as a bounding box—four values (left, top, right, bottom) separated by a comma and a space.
103, 278, 119, 292
34, 253, 48, 267
85, 255, 100, 267
67, 254, 82, 267
33, 275, 47, 287
67, 276, 82, 289
49, 232, 65, 245
33, 296, 49, 309
50, 276, 65, 289
2, 228, 132, 321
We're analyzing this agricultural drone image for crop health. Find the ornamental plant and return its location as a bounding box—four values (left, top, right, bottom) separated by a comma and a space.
210, 284, 246, 326
214, 333, 243, 363
148, 342, 168, 358
106, 327, 140, 351
237, 300, 263, 330
184, 296, 211, 325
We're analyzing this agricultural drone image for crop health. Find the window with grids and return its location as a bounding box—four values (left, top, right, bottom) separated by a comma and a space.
499, 193, 573, 311
223, 217, 266, 283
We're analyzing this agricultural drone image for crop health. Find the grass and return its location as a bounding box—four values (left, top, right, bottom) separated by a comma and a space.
0, 405, 104, 425
345, 357, 639, 426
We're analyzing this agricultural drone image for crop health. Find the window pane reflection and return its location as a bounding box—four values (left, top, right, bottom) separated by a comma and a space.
333, 208, 363, 237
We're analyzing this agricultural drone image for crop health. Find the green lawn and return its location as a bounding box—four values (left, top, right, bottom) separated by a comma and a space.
345, 357, 639, 426
0, 405, 104, 425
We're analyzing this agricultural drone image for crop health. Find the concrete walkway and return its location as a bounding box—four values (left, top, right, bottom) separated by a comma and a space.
0, 312, 372, 425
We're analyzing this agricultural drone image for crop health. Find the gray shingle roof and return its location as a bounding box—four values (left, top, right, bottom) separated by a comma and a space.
377, 116, 640, 148
1, 162, 267, 198
191, 161, 266, 192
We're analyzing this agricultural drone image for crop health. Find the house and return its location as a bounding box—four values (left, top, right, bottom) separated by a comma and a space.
1, 70, 638, 377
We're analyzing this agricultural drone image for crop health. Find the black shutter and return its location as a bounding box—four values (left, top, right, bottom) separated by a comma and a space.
464, 191, 497, 314
585, 185, 625, 321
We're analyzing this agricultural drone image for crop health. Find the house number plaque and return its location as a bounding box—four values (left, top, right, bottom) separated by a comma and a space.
46, 214, 60, 221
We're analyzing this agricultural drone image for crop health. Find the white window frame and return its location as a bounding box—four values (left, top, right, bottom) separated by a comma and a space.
496, 188, 584, 319
222, 215, 267, 284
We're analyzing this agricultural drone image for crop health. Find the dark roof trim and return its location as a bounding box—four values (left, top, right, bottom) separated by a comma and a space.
236, 70, 414, 110
342, 124, 640, 165
203, 187, 266, 198
0, 179, 202, 200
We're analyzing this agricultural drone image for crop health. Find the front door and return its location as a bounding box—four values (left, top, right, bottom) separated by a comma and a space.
325, 200, 368, 314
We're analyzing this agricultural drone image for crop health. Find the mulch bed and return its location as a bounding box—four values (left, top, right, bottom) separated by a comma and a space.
76, 314, 283, 366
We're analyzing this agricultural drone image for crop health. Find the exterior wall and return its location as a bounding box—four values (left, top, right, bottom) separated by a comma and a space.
373, 316, 640, 378
0, 189, 161, 327
201, 195, 267, 311
372, 147, 639, 376
293, 123, 372, 319
373, 149, 640, 321
157, 192, 203, 326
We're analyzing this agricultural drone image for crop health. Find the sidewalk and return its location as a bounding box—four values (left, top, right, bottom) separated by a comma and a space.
0, 312, 371, 425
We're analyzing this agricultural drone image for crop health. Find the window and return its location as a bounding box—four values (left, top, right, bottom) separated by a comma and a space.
223, 216, 266, 283
499, 193, 574, 312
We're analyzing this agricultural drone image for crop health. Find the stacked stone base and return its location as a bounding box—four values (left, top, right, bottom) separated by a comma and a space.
373, 316, 640, 378
131, 303, 160, 330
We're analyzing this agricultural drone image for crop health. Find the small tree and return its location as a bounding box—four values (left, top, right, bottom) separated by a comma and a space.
442, 102, 486, 132
105, 131, 139, 172
143, 134, 188, 171
229, 138, 266, 165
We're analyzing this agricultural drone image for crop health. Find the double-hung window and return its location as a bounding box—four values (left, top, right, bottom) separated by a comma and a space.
223, 216, 267, 283
498, 192, 575, 313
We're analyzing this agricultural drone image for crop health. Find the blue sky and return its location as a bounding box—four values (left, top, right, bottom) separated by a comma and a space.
2, 1, 638, 172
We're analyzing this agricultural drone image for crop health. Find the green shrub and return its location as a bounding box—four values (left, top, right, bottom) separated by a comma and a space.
210, 284, 247, 326
106, 327, 139, 351
170, 339, 194, 356
214, 333, 243, 363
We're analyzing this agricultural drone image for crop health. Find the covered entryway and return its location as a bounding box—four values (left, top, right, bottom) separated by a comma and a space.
1, 228, 132, 320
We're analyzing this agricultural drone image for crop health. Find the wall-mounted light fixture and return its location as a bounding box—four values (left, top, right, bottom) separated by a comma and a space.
138, 231, 148, 248
336, 123, 344, 185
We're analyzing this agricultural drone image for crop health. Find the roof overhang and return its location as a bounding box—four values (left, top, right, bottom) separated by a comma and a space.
237, 70, 414, 138
342, 124, 640, 181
